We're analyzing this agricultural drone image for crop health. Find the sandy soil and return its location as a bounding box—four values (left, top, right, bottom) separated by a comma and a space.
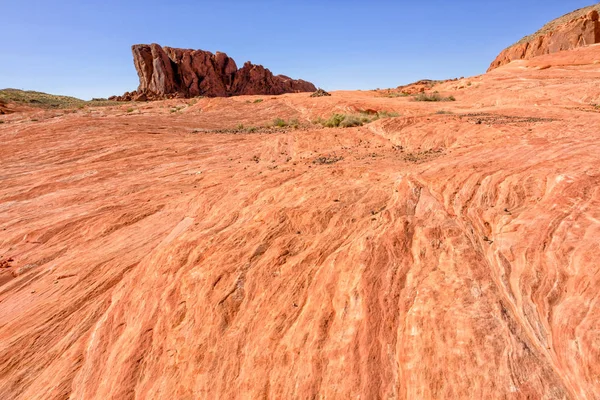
1, 45, 600, 399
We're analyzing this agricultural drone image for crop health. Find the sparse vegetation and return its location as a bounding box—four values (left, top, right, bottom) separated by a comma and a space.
272, 117, 300, 128
376, 110, 400, 118
316, 110, 399, 128
273, 117, 288, 127
382, 91, 410, 98
413, 92, 456, 102
0, 89, 123, 109
127, 108, 135, 113
435, 110, 454, 114
253, 99, 263, 103
313, 155, 343, 165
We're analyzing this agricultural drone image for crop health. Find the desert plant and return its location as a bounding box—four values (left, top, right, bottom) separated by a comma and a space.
127, 108, 134, 113
377, 110, 400, 118
339, 115, 363, 127
254, 99, 263, 103
413, 92, 456, 102
313, 155, 343, 164
273, 118, 288, 127
321, 114, 346, 128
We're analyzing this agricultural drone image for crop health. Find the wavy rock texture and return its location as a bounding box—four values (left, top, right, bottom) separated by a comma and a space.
1, 46, 600, 399
111, 44, 316, 100
488, 8, 600, 71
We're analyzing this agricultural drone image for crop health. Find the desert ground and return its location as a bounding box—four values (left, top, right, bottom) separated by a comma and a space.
1, 45, 600, 399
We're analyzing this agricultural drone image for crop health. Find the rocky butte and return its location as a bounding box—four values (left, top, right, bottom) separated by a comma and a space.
488, 5, 600, 71
110, 43, 316, 101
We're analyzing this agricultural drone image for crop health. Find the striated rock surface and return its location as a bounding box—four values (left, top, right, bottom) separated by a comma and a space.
2, 45, 600, 399
111, 43, 316, 100
489, 6, 600, 71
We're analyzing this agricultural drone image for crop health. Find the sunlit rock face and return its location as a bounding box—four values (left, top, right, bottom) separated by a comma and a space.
111, 43, 316, 101
1, 44, 600, 400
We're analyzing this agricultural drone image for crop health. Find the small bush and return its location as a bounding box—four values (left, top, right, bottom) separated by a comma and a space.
322, 114, 346, 128
383, 92, 410, 98
273, 118, 287, 127
237, 123, 244, 130
127, 108, 134, 113
413, 92, 456, 102
254, 99, 263, 103
377, 110, 400, 118
0, 120, 4, 124
339, 115, 363, 128
319, 113, 388, 128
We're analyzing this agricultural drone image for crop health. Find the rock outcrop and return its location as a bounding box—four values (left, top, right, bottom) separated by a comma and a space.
488, 8, 600, 71
111, 44, 316, 100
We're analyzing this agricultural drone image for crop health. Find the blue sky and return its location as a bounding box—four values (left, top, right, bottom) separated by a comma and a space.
2, 0, 597, 99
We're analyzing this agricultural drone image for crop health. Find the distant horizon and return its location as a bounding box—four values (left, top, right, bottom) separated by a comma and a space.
3, 0, 598, 100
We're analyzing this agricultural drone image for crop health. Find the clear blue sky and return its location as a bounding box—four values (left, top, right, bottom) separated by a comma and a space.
2, 0, 597, 99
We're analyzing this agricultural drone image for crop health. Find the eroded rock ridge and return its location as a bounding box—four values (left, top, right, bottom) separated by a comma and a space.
489, 8, 600, 71
112, 43, 316, 100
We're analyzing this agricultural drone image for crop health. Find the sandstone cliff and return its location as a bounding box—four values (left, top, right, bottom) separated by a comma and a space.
112, 44, 316, 100
488, 7, 600, 71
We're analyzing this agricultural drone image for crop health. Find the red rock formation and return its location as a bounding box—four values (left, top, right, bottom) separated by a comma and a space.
3, 45, 600, 399
111, 44, 316, 100
489, 9, 600, 71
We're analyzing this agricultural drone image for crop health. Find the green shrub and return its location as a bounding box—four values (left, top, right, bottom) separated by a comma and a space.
273, 117, 287, 127
413, 92, 456, 102
322, 114, 345, 127
254, 99, 263, 103
319, 112, 395, 128
339, 115, 363, 127
127, 108, 134, 113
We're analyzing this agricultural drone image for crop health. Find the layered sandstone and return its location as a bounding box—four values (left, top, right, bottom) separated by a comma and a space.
488, 8, 600, 71
2, 44, 600, 398
111, 44, 316, 100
